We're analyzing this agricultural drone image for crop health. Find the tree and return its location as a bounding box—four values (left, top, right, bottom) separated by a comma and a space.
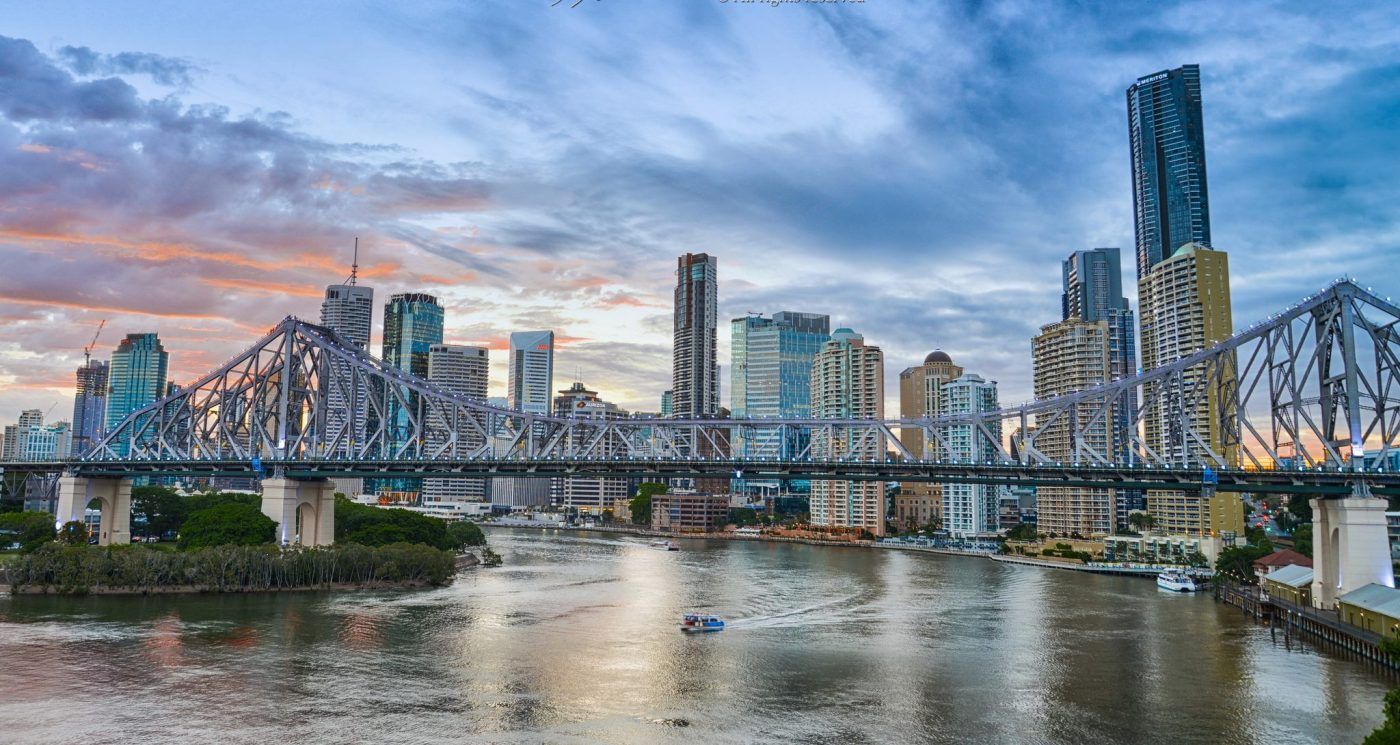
1292, 524, 1313, 557
0, 511, 57, 552
1128, 512, 1156, 532
131, 485, 190, 539
178, 503, 276, 549
1214, 543, 1274, 583
729, 508, 760, 527
1363, 688, 1400, 745
58, 521, 89, 546
1006, 522, 1038, 542
1245, 526, 1274, 552
631, 483, 667, 526
1287, 494, 1314, 524
333, 496, 452, 549
445, 520, 486, 550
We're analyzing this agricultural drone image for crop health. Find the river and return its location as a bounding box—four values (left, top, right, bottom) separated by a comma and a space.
0, 528, 1390, 744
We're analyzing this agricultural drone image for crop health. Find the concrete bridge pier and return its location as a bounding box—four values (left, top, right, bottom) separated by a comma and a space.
55, 475, 132, 546
1311, 484, 1394, 610
261, 477, 335, 546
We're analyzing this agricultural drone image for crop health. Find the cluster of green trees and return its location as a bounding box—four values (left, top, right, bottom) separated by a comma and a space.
1214, 526, 1279, 582
629, 483, 667, 525
0, 542, 457, 594
334, 496, 484, 550
0, 511, 58, 552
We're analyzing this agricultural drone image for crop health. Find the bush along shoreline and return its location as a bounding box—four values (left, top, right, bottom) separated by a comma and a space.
1, 541, 459, 595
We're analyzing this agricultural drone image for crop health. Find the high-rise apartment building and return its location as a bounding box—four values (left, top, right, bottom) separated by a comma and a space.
1139, 242, 1242, 537
810, 328, 885, 537
672, 253, 718, 418
1032, 319, 1115, 537
1127, 64, 1211, 278
939, 374, 1005, 538
320, 281, 374, 490
551, 382, 629, 514
895, 350, 964, 530
2, 409, 44, 461
508, 331, 554, 415
731, 311, 830, 494
423, 344, 491, 503
1062, 247, 1140, 527
378, 293, 443, 498
105, 333, 169, 434
72, 360, 108, 455
321, 284, 374, 349
19, 422, 72, 461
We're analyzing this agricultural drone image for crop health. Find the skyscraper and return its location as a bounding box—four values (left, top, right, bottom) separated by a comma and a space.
731, 311, 829, 494
378, 293, 443, 499
105, 333, 169, 430
72, 360, 108, 455
660, 390, 673, 418
1032, 319, 1115, 537
672, 253, 718, 419
810, 328, 885, 537
423, 344, 490, 503
895, 350, 963, 530
1062, 247, 1140, 527
939, 374, 1005, 538
508, 330, 555, 415
382, 293, 444, 378
321, 284, 374, 349
1138, 242, 1243, 538
1127, 64, 1211, 278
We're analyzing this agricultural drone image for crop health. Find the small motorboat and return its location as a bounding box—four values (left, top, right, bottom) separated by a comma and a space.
650, 540, 679, 551
679, 613, 725, 633
1156, 569, 1203, 593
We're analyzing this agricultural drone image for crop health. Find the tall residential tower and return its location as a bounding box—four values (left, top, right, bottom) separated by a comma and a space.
672, 253, 718, 418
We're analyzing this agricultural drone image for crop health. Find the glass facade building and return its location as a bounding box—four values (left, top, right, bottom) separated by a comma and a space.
731, 311, 830, 495
378, 293, 443, 498
1127, 64, 1211, 278
672, 253, 718, 418
105, 333, 169, 433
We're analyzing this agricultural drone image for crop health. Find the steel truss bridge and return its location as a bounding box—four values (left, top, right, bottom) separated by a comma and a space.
4, 279, 1400, 498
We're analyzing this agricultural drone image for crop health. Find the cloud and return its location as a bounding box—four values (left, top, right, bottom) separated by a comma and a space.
2, 1, 1400, 427
56, 45, 201, 87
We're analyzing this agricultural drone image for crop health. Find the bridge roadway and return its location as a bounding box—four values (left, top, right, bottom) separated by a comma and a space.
5, 458, 1400, 497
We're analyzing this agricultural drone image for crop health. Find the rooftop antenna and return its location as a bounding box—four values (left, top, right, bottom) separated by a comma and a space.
346, 237, 360, 286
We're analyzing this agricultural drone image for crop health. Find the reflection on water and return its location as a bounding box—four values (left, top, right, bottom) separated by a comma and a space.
0, 528, 1391, 744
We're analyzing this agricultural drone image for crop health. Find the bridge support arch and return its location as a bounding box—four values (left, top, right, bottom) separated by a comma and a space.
261, 477, 335, 546
56, 476, 132, 546
1311, 485, 1394, 610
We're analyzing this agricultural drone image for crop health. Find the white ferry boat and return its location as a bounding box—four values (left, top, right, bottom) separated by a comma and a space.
1156, 569, 1204, 593
649, 540, 679, 551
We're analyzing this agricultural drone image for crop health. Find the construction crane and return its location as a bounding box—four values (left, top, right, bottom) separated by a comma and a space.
83, 319, 107, 367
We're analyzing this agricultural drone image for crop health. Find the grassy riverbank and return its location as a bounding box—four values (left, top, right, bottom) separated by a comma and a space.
1, 542, 459, 595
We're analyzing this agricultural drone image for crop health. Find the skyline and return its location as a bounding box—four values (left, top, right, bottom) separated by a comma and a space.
2, 2, 1400, 426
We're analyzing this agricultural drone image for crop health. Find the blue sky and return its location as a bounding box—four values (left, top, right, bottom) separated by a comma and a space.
1, 0, 1399, 424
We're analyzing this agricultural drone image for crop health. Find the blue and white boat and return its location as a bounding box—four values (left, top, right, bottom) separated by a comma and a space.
679, 613, 725, 633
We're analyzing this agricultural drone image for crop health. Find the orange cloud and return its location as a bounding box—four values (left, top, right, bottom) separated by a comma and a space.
201, 277, 324, 298
0, 295, 221, 320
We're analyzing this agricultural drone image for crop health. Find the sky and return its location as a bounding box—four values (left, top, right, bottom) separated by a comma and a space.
1, 0, 1399, 427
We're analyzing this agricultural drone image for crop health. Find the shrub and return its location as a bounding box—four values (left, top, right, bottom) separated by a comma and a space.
0, 511, 57, 552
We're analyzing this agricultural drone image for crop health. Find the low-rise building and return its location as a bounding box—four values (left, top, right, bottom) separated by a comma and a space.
1103, 533, 1233, 565
1338, 584, 1400, 640
1261, 564, 1313, 607
652, 492, 729, 533
1252, 549, 1313, 577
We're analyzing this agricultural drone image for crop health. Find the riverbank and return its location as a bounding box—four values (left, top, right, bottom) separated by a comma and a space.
488, 522, 876, 549
2, 542, 463, 596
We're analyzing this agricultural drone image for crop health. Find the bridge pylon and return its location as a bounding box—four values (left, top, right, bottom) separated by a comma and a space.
1311, 483, 1394, 610
56, 475, 132, 546
261, 477, 335, 546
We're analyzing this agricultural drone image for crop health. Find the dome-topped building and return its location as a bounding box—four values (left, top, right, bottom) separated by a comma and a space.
924, 349, 953, 365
